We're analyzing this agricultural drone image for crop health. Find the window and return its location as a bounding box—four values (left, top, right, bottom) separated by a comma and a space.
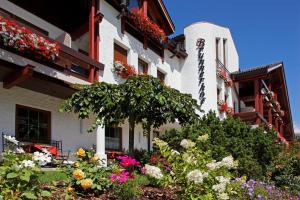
217, 88, 221, 101
114, 43, 128, 64
223, 39, 227, 68
216, 38, 220, 60
138, 59, 148, 75
16, 105, 51, 143
157, 70, 165, 83
105, 127, 122, 151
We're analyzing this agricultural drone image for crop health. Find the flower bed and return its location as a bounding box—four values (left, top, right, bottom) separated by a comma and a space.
112, 61, 136, 79
129, 8, 166, 43
0, 16, 60, 62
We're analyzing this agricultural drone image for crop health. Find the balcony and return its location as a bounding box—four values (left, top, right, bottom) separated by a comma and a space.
0, 5, 104, 99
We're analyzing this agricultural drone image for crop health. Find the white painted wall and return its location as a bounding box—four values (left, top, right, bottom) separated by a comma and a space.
182, 22, 239, 118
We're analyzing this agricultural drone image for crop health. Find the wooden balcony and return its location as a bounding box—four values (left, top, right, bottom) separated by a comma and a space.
0, 8, 104, 84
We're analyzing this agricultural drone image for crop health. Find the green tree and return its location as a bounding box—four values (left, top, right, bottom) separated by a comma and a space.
60, 75, 200, 152
160, 111, 283, 179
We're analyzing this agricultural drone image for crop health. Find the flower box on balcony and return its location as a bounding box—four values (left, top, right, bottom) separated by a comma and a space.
226, 107, 234, 116
113, 61, 136, 79
217, 66, 233, 87
129, 8, 166, 43
217, 100, 228, 113
0, 16, 60, 62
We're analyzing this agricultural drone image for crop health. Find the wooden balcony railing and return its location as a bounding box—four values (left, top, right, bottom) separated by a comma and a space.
0, 8, 104, 83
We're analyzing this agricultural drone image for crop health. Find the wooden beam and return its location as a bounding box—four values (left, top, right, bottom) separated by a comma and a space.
143, 0, 148, 16
3, 65, 34, 89
89, 0, 96, 60
268, 108, 272, 124
254, 79, 260, 112
275, 117, 279, 132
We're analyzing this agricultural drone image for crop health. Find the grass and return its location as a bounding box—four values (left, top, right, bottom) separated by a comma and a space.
38, 170, 69, 183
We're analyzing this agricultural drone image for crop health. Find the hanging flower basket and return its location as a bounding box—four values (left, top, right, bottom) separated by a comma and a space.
113, 61, 136, 79
129, 8, 166, 43
217, 100, 228, 113
217, 66, 233, 87
267, 91, 275, 99
226, 107, 234, 116
0, 16, 60, 62
224, 79, 233, 87
264, 96, 270, 102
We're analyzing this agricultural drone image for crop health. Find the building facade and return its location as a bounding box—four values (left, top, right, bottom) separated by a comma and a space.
0, 0, 294, 161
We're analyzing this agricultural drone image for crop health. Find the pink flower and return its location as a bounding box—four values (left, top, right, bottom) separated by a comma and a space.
117, 156, 140, 168
110, 170, 131, 184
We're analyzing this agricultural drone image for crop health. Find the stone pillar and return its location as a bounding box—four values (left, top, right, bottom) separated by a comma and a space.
96, 126, 107, 167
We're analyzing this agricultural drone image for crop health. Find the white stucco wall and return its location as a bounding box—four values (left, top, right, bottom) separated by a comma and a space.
0, 83, 155, 152
182, 22, 239, 118
99, 0, 182, 90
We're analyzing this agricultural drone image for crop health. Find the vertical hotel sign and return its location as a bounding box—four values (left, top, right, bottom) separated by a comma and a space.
197, 38, 205, 106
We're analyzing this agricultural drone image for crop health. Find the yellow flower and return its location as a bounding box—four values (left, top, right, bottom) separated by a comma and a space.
72, 169, 85, 180
73, 162, 80, 168
81, 179, 93, 190
66, 186, 74, 193
91, 156, 99, 163
76, 148, 86, 157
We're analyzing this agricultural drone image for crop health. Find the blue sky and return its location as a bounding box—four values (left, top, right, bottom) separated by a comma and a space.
164, 0, 300, 133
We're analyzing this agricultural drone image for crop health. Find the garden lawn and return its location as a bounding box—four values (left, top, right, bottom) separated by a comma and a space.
38, 170, 68, 183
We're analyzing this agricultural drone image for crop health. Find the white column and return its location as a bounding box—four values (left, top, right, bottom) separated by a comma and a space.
96, 126, 107, 167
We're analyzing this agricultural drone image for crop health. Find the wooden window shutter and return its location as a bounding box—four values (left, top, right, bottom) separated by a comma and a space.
114, 43, 128, 64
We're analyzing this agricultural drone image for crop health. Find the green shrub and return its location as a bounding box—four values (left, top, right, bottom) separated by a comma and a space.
267, 150, 300, 195
0, 151, 51, 200
147, 137, 238, 200
64, 148, 111, 196
160, 111, 282, 180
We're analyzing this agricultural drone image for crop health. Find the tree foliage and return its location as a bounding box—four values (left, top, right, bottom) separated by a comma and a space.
160, 111, 283, 179
60, 75, 201, 152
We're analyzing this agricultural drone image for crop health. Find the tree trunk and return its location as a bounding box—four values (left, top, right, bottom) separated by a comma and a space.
128, 118, 135, 153
147, 126, 151, 152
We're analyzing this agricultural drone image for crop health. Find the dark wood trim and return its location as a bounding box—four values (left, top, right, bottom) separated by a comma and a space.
89, 0, 95, 61
15, 104, 51, 144
3, 65, 34, 89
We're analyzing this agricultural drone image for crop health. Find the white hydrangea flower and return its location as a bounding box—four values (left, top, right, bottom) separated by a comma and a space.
186, 169, 207, 184
206, 160, 220, 170
153, 138, 168, 148
216, 176, 230, 184
198, 134, 209, 142
212, 183, 227, 193
144, 164, 163, 179
220, 155, 237, 169
3, 135, 19, 145
218, 192, 229, 200
180, 139, 195, 149
33, 151, 52, 166
16, 147, 25, 154
171, 149, 180, 156
20, 160, 35, 168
